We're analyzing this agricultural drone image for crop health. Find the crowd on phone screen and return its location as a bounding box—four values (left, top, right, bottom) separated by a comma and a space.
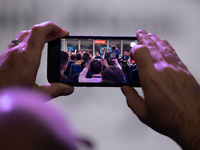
60, 46, 140, 84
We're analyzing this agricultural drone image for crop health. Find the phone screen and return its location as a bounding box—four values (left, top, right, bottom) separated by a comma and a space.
48, 36, 140, 87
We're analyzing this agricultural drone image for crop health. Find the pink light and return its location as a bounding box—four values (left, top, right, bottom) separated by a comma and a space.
0, 95, 13, 112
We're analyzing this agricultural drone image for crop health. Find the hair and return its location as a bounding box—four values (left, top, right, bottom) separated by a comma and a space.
0, 111, 74, 150
70, 54, 75, 61
75, 53, 82, 61
112, 45, 116, 51
102, 66, 125, 83
90, 60, 102, 74
60, 51, 68, 70
82, 52, 90, 61
95, 51, 99, 56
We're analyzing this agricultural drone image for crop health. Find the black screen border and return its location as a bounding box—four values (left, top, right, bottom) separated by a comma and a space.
48, 35, 140, 87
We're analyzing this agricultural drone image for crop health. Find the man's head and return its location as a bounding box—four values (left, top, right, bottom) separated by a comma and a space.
75, 53, 82, 61
102, 66, 125, 83
90, 60, 102, 74
123, 51, 129, 56
82, 52, 90, 61
101, 48, 105, 54
70, 54, 76, 61
60, 51, 68, 70
0, 88, 77, 150
95, 51, 99, 56
112, 45, 117, 51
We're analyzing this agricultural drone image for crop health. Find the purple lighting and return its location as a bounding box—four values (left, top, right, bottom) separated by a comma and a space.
0, 95, 13, 112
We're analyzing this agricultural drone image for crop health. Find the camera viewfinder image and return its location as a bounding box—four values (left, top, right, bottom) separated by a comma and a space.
60, 37, 140, 85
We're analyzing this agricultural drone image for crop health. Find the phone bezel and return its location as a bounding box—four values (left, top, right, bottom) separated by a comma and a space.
47, 35, 140, 87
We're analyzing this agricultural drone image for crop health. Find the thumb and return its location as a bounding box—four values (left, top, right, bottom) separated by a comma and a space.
37, 83, 74, 99
130, 45, 155, 73
130, 45, 157, 88
121, 86, 147, 120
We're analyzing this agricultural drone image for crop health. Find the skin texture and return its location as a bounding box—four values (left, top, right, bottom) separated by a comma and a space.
0, 22, 93, 150
0, 21, 74, 98
0, 21, 200, 149
121, 30, 200, 150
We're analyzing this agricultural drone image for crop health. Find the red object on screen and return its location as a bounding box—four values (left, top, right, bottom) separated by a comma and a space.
94, 40, 106, 44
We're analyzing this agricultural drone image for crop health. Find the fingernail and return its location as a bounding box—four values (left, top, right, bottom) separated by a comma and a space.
63, 86, 74, 95
137, 29, 148, 35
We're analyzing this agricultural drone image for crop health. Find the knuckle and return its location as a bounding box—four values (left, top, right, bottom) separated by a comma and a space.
43, 21, 54, 25
31, 21, 57, 35
31, 24, 43, 34
148, 46, 157, 51
162, 65, 176, 74
162, 39, 170, 45
146, 41, 155, 47
22, 30, 31, 35
20, 30, 29, 34
18, 30, 31, 39
19, 30, 26, 35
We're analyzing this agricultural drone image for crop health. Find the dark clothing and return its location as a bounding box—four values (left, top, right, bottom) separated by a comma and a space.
64, 61, 75, 77
95, 56, 102, 59
121, 55, 129, 61
104, 52, 110, 59
81, 61, 89, 70
114, 49, 120, 58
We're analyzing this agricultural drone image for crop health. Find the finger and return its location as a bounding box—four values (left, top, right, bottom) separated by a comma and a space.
27, 21, 69, 54
9, 30, 31, 48
36, 83, 74, 99
137, 30, 156, 48
149, 33, 188, 69
161, 39, 175, 51
131, 45, 155, 73
131, 45, 161, 88
162, 39, 188, 70
148, 33, 166, 48
149, 33, 175, 54
148, 33, 179, 64
121, 86, 147, 120
16, 30, 31, 41
136, 29, 165, 63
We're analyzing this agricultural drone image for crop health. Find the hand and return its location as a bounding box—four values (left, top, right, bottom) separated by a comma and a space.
101, 58, 109, 68
113, 58, 119, 65
121, 30, 200, 150
0, 21, 74, 98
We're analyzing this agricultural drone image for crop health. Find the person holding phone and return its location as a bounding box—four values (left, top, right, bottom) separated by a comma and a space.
0, 22, 199, 150
78, 59, 103, 83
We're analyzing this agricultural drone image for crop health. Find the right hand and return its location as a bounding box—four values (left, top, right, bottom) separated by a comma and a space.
101, 58, 109, 67
113, 58, 119, 65
121, 30, 200, 150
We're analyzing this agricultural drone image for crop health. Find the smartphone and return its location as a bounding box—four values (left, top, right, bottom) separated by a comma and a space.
48, 36, 140, 87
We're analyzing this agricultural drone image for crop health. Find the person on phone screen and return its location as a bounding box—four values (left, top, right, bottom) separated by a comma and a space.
78, 59, 103, 83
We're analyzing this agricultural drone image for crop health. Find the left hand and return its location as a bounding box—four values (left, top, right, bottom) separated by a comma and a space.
0, 21, 74, 98
121, 30, 200, 149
